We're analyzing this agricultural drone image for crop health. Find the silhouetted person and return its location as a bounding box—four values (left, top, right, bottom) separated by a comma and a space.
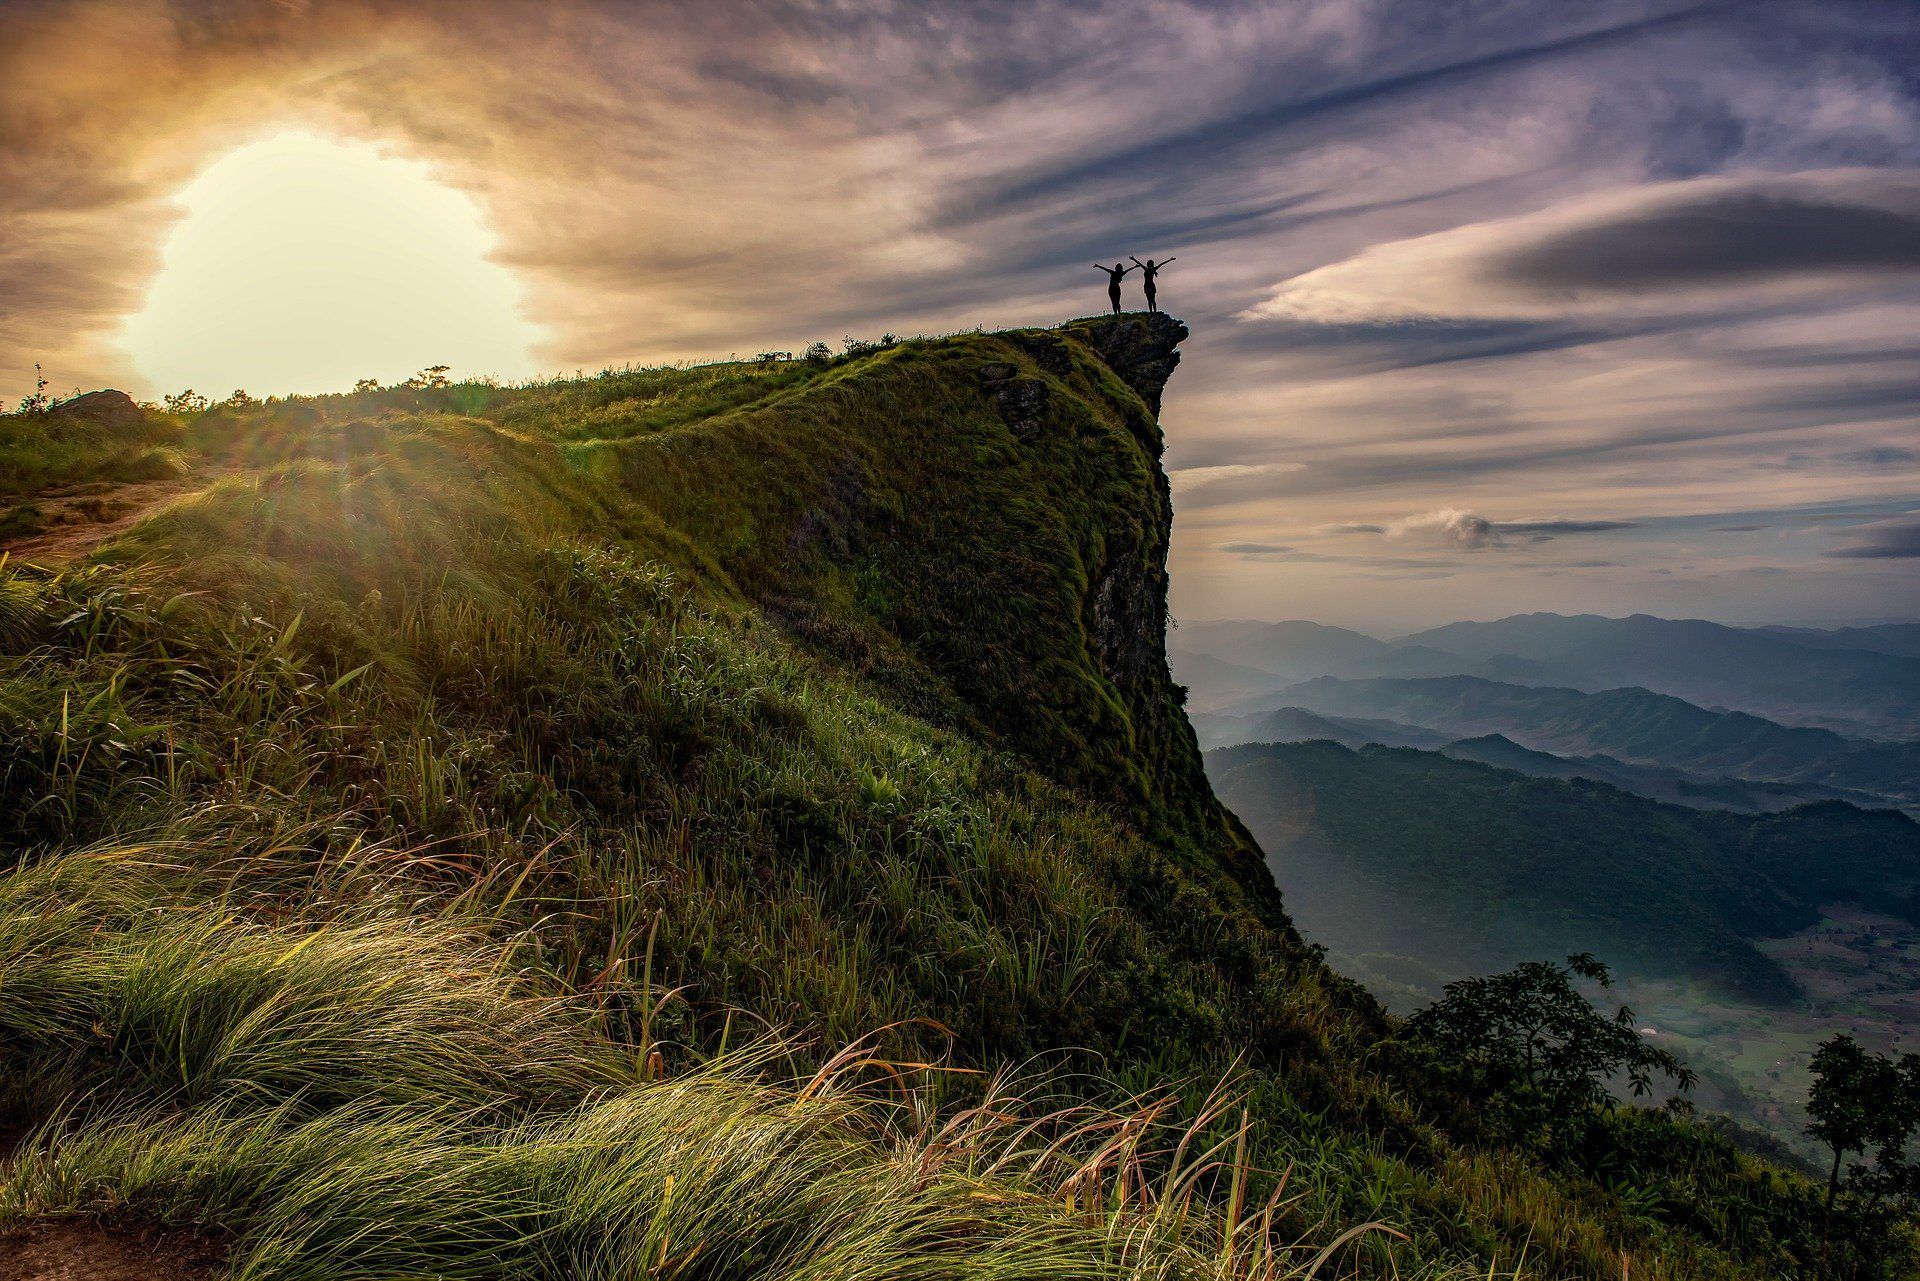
1094, 261, 1134, 314
1130, 256, 1175, 312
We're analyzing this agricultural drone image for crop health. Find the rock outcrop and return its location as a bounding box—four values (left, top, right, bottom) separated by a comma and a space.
1061, 312, 1189, 417
49, 388, 145, 431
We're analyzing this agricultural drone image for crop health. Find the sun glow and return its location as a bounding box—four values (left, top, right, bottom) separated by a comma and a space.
124, 131, 541, 398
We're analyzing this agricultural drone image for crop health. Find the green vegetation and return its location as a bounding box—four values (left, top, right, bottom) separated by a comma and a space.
1407, 954, 1697, 1124
1806, 1033, 1920, 1267
0, 401, 187, 498
0, 319, 1897, 1278
1207, 740, 1920, 999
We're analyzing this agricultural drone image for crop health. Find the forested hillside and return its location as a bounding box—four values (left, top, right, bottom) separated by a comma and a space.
1207, 740, 1920, 1000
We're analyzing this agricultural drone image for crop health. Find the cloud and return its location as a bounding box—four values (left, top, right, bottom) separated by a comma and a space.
1364, 509, 1640, 551
1834, 445, 1920, 466
1242, 169, 1920, 324
5, 0, 1918, 630
1168, 462, 1307, 495
1824, 514, 1920, 559
1497, 518, 1640, 534
1387, 508, 1501, 550
1218, 541, 1294, 555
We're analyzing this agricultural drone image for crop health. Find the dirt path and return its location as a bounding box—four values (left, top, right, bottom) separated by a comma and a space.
0, 1222, 224, 1281
0, 476, 206, 567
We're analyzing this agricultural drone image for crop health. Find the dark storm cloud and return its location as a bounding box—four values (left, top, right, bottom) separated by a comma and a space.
1249, 170, 1920, 323
1487, 184, 1920, 293
1825, 516, 1920, 559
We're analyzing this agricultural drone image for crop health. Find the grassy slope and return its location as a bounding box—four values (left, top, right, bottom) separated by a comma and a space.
0, 321, 1837, 1280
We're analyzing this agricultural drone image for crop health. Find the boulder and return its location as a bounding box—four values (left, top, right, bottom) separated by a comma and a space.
49, 389, 144, 431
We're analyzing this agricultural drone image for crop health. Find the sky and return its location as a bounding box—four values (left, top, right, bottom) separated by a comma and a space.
2, 0, 1917, 632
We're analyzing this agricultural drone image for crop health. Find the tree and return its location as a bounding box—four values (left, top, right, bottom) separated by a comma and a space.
1407, 953, 1697, 1119
1807, 1033, 1920, 1219
404, 365, 452, 389
14, 363, 50, 415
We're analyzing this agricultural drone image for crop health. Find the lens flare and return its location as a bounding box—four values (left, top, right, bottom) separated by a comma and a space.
123, 131, 541, 398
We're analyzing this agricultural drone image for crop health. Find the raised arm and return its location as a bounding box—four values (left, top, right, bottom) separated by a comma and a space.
1130, 256, 1147, 269
1159, 257, 1175, 266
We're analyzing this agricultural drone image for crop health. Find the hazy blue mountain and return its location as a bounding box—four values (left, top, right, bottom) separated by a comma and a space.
1753, 622, 1920, 659
1175, 619, 1390, 677
1206, 740, 1920, 1002
1166, 645, 1289, 710
1436, 734, 1883, 814
1249, 674, 1920, 810
1198, 705, 1454, 751
1393, 613, 1920, 737
1171, 620, 1488, 711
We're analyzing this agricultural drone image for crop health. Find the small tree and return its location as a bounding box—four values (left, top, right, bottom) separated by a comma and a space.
1407, 954, 1696, 1120
1807, 1033, 1920, 1218
14, 363, 50, 415
404, 365, 452, 390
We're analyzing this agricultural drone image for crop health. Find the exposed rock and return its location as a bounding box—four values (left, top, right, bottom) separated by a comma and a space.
1006, 332, 1074, 380
48, 389, 144, 432
1088, 545, 1164, 688
990, 377, 1050, 441
978, 362, 1051, 441
1059, 313, 1189, 416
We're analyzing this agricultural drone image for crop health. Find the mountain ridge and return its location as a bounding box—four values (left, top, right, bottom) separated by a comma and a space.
1203, 672, 1920, 810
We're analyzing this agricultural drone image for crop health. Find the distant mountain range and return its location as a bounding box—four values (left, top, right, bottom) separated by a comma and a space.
1436, 733, 1884, 814
1196, 675, 1920, 812
1748, 623, 1920, 659
1173, 613, 1920, 738
1206, 740, 1920, 1002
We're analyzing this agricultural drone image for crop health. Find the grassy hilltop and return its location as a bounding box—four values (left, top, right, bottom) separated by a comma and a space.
0, 319, 1876, 1279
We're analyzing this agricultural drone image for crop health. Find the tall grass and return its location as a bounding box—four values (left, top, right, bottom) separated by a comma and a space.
0, 848, 1463, 1281
0, 404, 188, 498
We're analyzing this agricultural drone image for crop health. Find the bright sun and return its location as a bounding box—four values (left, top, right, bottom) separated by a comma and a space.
123, 131, 542, 398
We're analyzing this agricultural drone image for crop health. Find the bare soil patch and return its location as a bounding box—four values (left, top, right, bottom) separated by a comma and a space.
0, 1222, 223, 1281
0, 477, 201, 566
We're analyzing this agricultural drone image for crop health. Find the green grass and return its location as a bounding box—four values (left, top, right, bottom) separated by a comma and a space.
0, 320, 1862, 1280
0, 849, 1424, 1281
0, 406, 188, 499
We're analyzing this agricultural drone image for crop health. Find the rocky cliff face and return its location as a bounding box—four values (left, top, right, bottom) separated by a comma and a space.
1062, 312, 1190, 418
1053, 315, 1279, 908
